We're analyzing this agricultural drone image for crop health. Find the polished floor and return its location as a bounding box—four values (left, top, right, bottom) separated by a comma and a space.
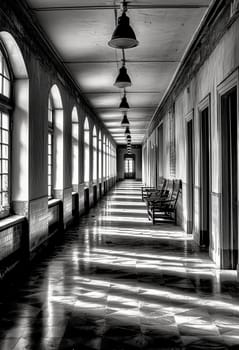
0, 181, 239, 350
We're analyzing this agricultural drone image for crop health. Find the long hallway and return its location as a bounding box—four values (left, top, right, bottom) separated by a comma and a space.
0, 181, 239, 350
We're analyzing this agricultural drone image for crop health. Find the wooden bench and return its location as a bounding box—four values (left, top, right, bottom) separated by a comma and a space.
141, 177, 166, 201
146, 179, 181, 225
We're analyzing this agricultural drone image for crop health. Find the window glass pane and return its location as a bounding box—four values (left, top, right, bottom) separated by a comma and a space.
2, 113, 9, 130
2, 130, 8, 144
2, 145, 8, 159
2, 160, 8, 173
0, 55, 11, 98
3, 78, 10, 98
48, 99, 53, 123
2, 175, 8, 191
48, 130, 53, 198
2, 192, 8, 206
3, 61, 10, 79
0, 55, 2, 74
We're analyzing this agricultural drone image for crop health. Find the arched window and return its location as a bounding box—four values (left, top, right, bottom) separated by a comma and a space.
109, 142, 111, 177
98, 131, 102, 182
106, 138, 109, 178
93, 126, 97, 182
48, 85, 63, 199
72, 107, 79, 188
0, 32, 29, 219
0, 43, 12, 216
103, 135, 106, 178
48, 96, 54, 198
84, 117, 90, 184
110, 143, 113, 177
114, 146, 117, 176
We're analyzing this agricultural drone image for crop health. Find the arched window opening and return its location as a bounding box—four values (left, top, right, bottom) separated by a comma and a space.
103, 135, 106, 178
0, 32, 29, 216
0, 42, 12, 217
98, 131, 102, 182
72, 107, 79, 188
48, 85, 63, 199
111, 145, 113, 177
84, 117, 90, 184
109, 142, 112, 177
106, 139, 109, 178
114, 146, 117, 176
93, 126, 97, 182
48, 96, 54, 198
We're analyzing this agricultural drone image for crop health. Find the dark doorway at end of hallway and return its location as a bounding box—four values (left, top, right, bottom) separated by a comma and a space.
124, 154, 136, 179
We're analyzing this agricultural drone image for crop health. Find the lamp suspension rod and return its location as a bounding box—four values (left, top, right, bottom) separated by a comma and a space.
121, 1, 128, 12
122, 49, 126, 65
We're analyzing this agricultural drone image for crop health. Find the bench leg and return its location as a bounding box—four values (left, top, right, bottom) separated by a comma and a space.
152, 208, 155, 225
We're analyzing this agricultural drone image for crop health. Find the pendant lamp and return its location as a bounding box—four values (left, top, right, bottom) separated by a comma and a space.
125, 126, 130, 135
119, 92, 130, 111
121, 113, 130, 126
114, 64, 132, 88
108, 2, 139, 49
126, 134, 131, 141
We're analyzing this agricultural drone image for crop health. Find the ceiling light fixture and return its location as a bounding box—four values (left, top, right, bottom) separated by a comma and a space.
119, 90, 130, 111
125, 126, 130, 135
108, 1, 139, 49
114, 64, 132, 88
126, 134, 131, 141
114, 50, 132, 88
121, 113, 130, 126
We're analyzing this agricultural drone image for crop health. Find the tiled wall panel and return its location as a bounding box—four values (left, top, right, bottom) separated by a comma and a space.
29, 197, 48, 251
0, 223, 23, 261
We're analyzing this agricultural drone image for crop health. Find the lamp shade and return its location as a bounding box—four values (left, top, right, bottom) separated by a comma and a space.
108, 12, 139, 49
119, 94, 130, 111
125, 126, 130, 135
126, 134, 131, 141
114, 66, 132, 88
121, 114, 130, 126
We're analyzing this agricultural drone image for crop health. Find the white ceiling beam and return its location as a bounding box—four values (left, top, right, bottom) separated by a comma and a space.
33, 4, 209, 11
65, 60, 180, 63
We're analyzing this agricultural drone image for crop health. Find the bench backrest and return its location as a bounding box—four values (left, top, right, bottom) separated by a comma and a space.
170, 180, 181, 208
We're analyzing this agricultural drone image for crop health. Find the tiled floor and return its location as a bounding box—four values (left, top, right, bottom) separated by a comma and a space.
0, 180, 239, 350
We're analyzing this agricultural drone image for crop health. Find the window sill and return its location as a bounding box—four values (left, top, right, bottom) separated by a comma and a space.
0, 215, 25, 232
48, 198, 61, 208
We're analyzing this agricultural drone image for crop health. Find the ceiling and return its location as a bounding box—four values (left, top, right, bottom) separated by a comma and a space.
26, 0, 212, 144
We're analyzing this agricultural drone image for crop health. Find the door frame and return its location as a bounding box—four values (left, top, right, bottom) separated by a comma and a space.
198, 94, 212, 248
185, 110, 194, 235
217, 69, 239, 269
